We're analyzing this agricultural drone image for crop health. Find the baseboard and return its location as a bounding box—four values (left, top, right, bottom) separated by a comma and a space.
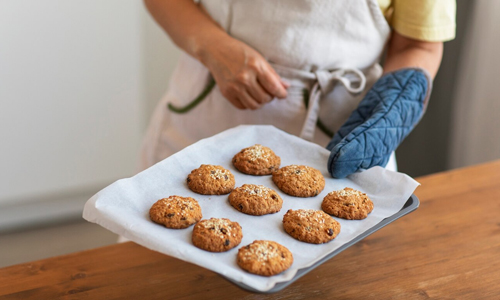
0, 185, 105, 234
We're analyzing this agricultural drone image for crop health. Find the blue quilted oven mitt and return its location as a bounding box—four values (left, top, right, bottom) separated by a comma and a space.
326, 68, 432, 178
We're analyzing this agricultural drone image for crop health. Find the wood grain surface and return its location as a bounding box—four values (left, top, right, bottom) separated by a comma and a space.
1, 160, 500, 299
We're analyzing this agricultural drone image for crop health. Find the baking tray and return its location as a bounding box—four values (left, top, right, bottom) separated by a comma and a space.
83, 125, 420, 293
224, 194, 419, 293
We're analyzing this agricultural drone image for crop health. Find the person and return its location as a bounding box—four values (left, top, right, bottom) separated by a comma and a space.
140, 0, 456, 177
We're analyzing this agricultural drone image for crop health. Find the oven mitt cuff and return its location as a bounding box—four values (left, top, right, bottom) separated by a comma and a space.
326, 68, 432, 178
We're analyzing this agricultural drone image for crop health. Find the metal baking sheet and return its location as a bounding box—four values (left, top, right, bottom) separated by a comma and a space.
223, 194, 419, 293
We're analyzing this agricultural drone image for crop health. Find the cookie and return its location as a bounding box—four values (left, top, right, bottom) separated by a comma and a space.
232, 144, 281, 175
322, 187, 374, 220
237, 240, 293, 276
187, 164, 235, 195
149, 196, 202, 229
228, 184, 283, 216
192, 218, 243, 252
272, 165, 325, 197
282, 209, 340, 244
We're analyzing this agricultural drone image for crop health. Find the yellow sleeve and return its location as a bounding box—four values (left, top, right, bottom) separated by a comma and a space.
389, 0, 456, 42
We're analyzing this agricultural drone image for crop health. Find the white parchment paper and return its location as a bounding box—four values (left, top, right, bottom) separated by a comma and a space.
83, 125, 419, 292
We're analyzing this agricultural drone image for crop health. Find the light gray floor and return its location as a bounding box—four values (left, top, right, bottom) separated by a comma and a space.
0, 220, 118, 268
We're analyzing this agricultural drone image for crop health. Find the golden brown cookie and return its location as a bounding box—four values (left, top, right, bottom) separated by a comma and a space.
232, 144, 281, 175
321, 187, 374, 220
187, 164, 235, 195
272, 165, 325, 197
282, 209, 340, 244
237, 240, 293, 276
191, 218, 243, 252
149, 196, 202, 229
228, 184, 283, 216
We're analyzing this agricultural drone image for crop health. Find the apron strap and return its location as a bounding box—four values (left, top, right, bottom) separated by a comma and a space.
299, 82, 322, 141
167, 76, 216, 114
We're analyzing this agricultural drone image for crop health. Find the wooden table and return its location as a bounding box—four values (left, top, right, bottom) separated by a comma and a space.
1, 161, 500, 299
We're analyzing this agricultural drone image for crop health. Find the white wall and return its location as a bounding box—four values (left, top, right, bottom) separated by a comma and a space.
141, 7, 181, 121
0, 0, 180, 230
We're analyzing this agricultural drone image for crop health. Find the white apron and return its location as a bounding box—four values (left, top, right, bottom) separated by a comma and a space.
139, 0, 396, 171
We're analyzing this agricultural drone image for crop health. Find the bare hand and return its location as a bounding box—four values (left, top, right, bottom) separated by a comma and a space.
200, 36, 289, 109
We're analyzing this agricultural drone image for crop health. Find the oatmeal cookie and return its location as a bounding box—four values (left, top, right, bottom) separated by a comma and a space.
187, 164, 235, 195
282, 209, 340, 244
149, 196, 202, 229
237, 240, 293, 276
322, 187, 374, 220
272, 165, 325, 197
232, 144, 281, 175
228, 184, 283, 215
192, 218, 243, 252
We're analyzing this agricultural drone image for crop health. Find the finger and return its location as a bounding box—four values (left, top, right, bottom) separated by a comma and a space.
257, 68, 288, 99
237, 90, 261, 110
280, 78, 291, 89
275, 79, 290, 101
218, 82, 247, 110
247, 78, 273, 104
222, 89, 246, 109
230, 99, 247, 110
225, 95, 246, 110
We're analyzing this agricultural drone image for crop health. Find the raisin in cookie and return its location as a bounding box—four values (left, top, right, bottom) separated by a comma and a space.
232, 144, 281, 175
187, 164, 235, 195
192, 218, 243, 252
282, 209, 340, 244
272, 165, 325, 197
149, 196, 202, 229
322, 187, 374, 220
228, 184, 283, 216
237, 240, 293, 276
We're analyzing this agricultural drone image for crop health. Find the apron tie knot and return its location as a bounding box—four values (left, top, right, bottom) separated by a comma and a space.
314, 68, 367, 95
300, 68, 367, 141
